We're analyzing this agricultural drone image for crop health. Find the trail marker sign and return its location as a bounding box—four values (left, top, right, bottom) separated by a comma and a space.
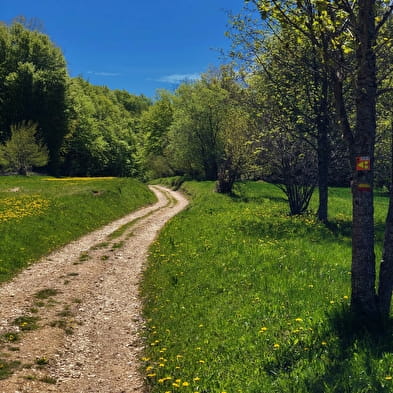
358, 183, 371, 192
356, 156, 370, 171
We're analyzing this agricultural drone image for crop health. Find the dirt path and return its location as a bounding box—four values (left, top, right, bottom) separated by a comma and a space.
0, 185, 188, 393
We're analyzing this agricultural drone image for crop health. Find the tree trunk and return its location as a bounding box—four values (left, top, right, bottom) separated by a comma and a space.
18, 166, 27, 176
350, 0, 379, 319
316, 90, 329, 223
216, 158, 236, 194
377, 120, 393, 318
317, 44, 330, 224
378, 195, 393, 317
317, 141, 329, 223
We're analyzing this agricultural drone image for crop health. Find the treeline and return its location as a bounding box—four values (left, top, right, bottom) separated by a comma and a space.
1, 18, 393, 204
0, 21, 150, 177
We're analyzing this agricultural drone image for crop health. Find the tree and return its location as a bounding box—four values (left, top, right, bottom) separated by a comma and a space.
167, 79, 228, 180
243, 0, 393, 320
138, 91, 174, 179
228, 7, 333, 222
0, 121, 48, 175
245, 72, 318, 214
0, 21, 69, 175
61, 77, 142, 177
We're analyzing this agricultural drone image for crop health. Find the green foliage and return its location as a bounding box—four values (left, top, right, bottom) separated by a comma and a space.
142, 181, 393, 392
0, 176, 155, 283
0, 121, 48, 175
0, 21, 68, 174
138, 91, 174, 179
166, 68, 256, 187
167, 79, 227, 180
62, 77, 148, 177
0, 21, 152, 178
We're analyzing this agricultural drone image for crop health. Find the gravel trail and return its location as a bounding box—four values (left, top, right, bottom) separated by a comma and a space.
0, 185, 188, 393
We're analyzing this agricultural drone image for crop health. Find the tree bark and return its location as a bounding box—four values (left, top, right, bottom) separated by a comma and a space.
350, 0, 379, 319
377, 120, 393, 317
316, 42, 330, 224
316, 76, 329, 223
378, 195, 393, 317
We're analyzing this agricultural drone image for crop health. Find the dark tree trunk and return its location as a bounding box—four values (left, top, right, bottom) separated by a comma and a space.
316, 91, 329, 223
377, 121, 393, 318
203, 158, 218, 181
378, 195, 393, 317
18, 166, 27, 176
216, 158, 237, 194
350, 0, 379, 319
316, 43, 330, 224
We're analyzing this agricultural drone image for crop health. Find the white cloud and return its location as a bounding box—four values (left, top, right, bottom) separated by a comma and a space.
88, 71, 120, 77
157, 73, 200, 84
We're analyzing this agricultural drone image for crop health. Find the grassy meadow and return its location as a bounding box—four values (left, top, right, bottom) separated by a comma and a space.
0, 176, 155, 283
142, 181, 393, 393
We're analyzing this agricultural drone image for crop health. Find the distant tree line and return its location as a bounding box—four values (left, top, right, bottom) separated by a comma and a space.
1, 19, 393, 206
0, 21, 150, 177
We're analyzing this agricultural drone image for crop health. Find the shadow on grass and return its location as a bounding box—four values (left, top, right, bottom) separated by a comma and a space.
313, 307, 393, 392
305, 306, 393, 392
261, 305, 393, 392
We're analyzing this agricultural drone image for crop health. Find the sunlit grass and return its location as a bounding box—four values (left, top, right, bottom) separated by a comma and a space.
0, 176, 155, 283
142, 181, 392, 393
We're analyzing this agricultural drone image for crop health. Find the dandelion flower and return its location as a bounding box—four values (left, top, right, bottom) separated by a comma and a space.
273, 343, 280, 349
385, 376, 393, 380
259, 326, 268, 333
182, 382, 190, 387
321, 341, 327, 346
295, 318, 303, 322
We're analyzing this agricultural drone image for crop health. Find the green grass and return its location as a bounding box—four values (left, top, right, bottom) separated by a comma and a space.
142, 181, 393, 393
0, 359, 21, 380
0, 176, 155, 283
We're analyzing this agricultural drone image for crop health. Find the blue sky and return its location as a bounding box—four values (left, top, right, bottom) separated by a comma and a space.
2, 0, 244, 97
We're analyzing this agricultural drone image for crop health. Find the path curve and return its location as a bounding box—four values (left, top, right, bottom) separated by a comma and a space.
0, 185, 188, 393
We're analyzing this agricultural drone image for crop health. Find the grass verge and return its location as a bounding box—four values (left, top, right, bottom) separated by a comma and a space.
142, 181, 393, 393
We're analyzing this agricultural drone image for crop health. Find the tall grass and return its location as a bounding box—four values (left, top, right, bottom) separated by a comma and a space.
0, 176, 155, 283
142, 181, 393, 393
